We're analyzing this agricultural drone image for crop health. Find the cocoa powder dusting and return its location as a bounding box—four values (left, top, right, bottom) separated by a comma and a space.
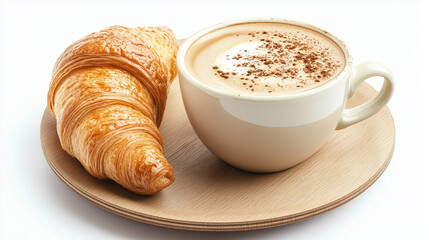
211, 30, 342, 94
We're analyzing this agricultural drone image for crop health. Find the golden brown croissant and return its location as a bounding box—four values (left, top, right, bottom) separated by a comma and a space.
47, 26, 178, 194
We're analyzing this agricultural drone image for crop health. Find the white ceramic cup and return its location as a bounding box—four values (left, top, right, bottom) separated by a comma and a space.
177, 18, 394, 172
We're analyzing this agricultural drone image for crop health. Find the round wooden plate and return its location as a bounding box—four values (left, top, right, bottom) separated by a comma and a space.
40, 80, 395, 231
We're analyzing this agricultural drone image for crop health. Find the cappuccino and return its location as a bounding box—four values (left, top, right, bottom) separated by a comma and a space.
185, 22, 346, 96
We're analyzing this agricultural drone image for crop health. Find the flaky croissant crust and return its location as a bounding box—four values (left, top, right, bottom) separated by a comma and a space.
48, 25, 178, 126
47, 26, 178, 194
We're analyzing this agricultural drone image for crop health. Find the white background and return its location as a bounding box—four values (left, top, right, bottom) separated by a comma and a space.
1, 0, 428, 239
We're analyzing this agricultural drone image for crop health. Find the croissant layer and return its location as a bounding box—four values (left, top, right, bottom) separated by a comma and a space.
48, 26, 178, 194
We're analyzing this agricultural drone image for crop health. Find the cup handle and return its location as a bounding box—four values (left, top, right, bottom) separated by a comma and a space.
336, 62, 395, 130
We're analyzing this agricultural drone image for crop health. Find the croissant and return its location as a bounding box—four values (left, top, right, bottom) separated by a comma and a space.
47, 26, 178, 194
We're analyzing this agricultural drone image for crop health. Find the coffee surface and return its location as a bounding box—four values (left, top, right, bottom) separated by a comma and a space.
185, 22, 346, 96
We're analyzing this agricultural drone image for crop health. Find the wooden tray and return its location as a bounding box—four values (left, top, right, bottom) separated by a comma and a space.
40, 80, 395, 231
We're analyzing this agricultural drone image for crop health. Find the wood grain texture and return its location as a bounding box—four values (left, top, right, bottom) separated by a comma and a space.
40, 79, 395, 231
